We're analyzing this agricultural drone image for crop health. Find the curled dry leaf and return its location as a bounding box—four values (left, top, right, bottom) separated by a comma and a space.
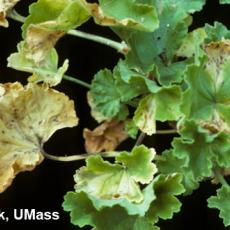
0, 82, 78, 192
83, 120, 128, 153
0, 0, 20, 27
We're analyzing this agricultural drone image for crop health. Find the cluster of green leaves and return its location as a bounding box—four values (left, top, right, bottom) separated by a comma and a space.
3, 0, 230, 229
63, 145, 184, 229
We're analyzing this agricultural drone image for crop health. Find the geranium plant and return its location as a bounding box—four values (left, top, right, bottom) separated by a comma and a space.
1, 0, 230, 229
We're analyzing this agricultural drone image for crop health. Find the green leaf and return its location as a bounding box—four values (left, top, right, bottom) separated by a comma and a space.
74, 145, 157, 203
157, 150, 199, 195
22, 0, 90, 37
146, 173, 185, 223
134, 94, 157, 135
86, 179, 157, 217
181, 40, 230, 133
219, 0, 230, 4
7, 42, 68, 86
90, 63, 159, 119
133, 86, 182, 135
63, 191, 158, 230
124, 120, 139, 139
158, 121, 230, 194
78, 0, 159, 32
114, 0, 205, 82
175, 28, 207, 64
208, 185, 230, 227
21, 0, 90, 64
204, 22, 230, 43
114, 60, 160, 94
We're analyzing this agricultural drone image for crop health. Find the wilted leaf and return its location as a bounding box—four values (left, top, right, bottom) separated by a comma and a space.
134, 94, 156, 135
175, 28, 206, 64
0, 82, 78, 192
74, 145, 157, 202
182, 40, 230, 133
134, 87, 181, 135
77, 0, 159, 32
0, 0, 19, 27
8, 42, 69, 87
22, 0, 90, 63
83, 120, 128, 153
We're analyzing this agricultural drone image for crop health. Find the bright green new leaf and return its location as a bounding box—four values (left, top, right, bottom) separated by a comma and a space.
77, 0, 159, 32
74, 145, 157, 203
146, 173, 185, 223
204, 22, 230, 43
133, 86, 182, 135
208, 185, 230, 226
63, 191, 158, 230
7, 42, 68, 87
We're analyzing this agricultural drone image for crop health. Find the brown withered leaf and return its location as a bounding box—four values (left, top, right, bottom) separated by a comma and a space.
0, 82, 78, 192
0, 0, 20, 27
83, 120, 128, 153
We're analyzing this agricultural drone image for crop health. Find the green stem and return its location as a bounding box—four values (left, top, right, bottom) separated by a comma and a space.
135, 132, 146, 146
7, 10, 25, 23
7, 10, 129, 54
63, 75, 91, 89
67, 30, 129, 54
156, 129, 178, 134
41, 150, 119, 162
155, 155, 166, 161
214, 168, 230, 187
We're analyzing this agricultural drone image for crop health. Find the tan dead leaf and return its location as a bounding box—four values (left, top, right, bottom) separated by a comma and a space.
0, 82, 78, 192
26, 23, 65, 64
83, 120, 128, 153
0, 0, 20, 27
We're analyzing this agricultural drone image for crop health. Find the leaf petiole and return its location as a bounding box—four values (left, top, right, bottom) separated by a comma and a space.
63, 75, 91, 89
41, 149, 119, 162
214, 168, 230, 188
7, 10, 129, 54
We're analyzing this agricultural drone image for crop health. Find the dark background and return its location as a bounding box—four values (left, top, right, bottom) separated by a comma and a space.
0, 0, 229, 229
